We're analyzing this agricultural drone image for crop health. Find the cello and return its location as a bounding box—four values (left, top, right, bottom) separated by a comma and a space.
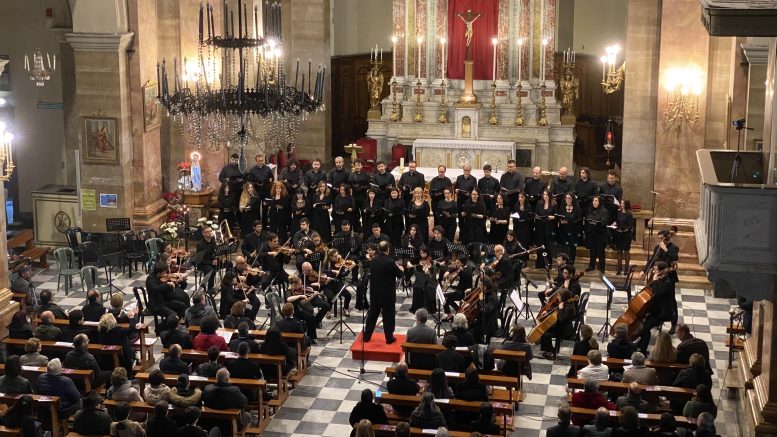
611, 273, 663, 340
527, 291, 579, 344
537, 271, 584, 320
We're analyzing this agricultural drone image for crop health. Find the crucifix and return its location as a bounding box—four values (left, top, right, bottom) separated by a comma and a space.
456, 9, 481, 105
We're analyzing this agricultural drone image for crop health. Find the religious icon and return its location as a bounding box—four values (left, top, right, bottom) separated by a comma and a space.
190, 151, 202, 192
82, 117, 119, 164
560, 67, 579, 118
461, 116, 471, 138
457, 9, 482, 47
143, 82, 161, 131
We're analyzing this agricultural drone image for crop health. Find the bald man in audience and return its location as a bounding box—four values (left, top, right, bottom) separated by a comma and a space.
33, 311, 61, 341
616, 382, 650, 413
387, 362, 420, 416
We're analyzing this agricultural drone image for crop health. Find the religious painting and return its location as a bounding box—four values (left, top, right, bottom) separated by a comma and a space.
143, 81, 161, 131
82, 117, 119, 164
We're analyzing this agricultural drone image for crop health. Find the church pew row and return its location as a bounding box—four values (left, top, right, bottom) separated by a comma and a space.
0, 364, 93, 394
569, 406, 697, 429
376, 393, 513, 436
186, 326, 310, 381
569, 354, 690, 384
33, 319, 156, 371
133, 372, 270, 432
1, 338, 122, 370
372, 424, 472, 437
0, 394, 61, 437
384, 367, 522, 404
567, 377, 696, 407
399, 342, 527, 388
0, 426, 22, 437
160, 347, 289, 410
101, 399, 257, 436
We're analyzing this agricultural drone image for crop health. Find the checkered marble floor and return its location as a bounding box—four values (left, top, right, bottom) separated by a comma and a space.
28, 264, 744, 437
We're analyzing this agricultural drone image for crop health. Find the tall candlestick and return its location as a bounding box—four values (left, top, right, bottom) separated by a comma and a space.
199, 3, 203, 43
600, 56, 606, 82
517, 38, 523, 83
541, 38, 548, 82
440, 37, 446, 80
492, 37, 498, 81
391, 35, 398, 76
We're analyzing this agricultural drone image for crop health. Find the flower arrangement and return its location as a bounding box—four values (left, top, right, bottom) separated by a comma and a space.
177, 161, 191, 175
159, 222, 179, 242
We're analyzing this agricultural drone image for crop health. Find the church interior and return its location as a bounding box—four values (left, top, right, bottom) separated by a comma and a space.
0, 0, 776, 436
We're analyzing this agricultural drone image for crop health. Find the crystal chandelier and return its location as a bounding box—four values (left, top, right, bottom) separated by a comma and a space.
25, 49, 56, 87
157, 0, 325, 153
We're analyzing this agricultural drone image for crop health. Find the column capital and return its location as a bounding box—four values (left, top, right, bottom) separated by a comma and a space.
65, 32, 134, 52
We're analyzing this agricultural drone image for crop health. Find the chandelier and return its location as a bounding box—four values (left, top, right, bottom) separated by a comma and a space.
663, 66, 702, 131
0, 121, 15, 182
600, 44, 624, 94
157, 0, 325, 153
25, 49, 56, 87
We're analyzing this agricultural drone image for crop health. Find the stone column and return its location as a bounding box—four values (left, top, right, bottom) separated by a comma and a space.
621, 0, 661, 209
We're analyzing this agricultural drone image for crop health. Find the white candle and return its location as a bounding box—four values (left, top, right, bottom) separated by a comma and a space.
492, 37, 498, 81
517, 38, 523, 83
391, 35, 398, 76
541, 38, 548, 82
440, 37, 446, 80
417, 36, 422, 79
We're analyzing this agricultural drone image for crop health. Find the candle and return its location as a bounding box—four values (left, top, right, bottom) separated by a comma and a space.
600, 56, 606, 81
400, 157, 405, 168
157, 62, 161, 96
492, 37, 498, 81
254, 5, 258, 38
541, 38, 548, 82
198, 2, 203, 43
391, 35, 398, 76
440, 37, 446, 80
517, 38, 523, 83
380, 48, 383, 61
295, 58, 299, 89
417, 36, 423, 80
308, 59, 312, 94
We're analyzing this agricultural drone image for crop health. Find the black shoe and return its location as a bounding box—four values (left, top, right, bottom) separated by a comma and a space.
317, 322, 323, 329
363, 336, 372, 343
585, 267, 595, 272
616, 270, 622, 276
386, 337, 397, 345
668, 326, 676, 335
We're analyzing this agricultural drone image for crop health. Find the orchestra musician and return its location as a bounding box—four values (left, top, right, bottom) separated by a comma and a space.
538, 254, 571, 305
398, 160, 425, 206
247, 154, 274, 226
327, 156, 350, 200
293, 219, 314, 273
481, 245, 514, 310
470, 275, 500, 345
534, 190, 557, 269
286, 275, 322, 343
428, 226, 451, 263
383, 188, 405, 246
372, 161, 396, 203
429, 165, 452, 215
266, 181, 291, 242
434, 188, 458, 242
499, 159, 523, 210
539, 287, 576, 360
230, 255, 268, 289
349, 159, 371, 232
303, 159, 326, 201
259, 232, 290, 287
636, 261, 676, 352
242, 221, 269, 264
239, 182, 261, 238
409, 246, 437, 314
363, 241, 404, 344
362, 189, 383, 232
556, 192, 582, 263
401, 224, 424, 255
332, 184, 355, 235
333, 220, 362, 266
304, 233, 328, 270
585, 195, 610, 273
355, 244, 378, 311
365, 223, 390, 247
640, 229, 679, 333
327, 247, 357, 284
146, 262, 189, 319
487, 193, 510, 244
196, 226, 219, 291
301, 261, 347, 317
310, 180, 332, 242
442, 255, 474, 319
478, 164, 500, 214
540, 264, 582, 308
218, 272, 260, 323
406, 187, 431, 245
523, 166, 547, 209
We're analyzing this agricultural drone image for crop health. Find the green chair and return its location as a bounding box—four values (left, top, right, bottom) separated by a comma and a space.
145, 237, 164, 272
81, 265, 113, 302
264, 291, 283, 328
54, 247, 81, 296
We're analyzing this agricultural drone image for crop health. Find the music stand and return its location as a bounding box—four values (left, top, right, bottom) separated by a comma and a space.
393, 248, 415, 297
104, 218, 131, 295
327, 283, 356, 342
598, 274, 616, 341
517, 270, 537, 323
432, 284, 448, 337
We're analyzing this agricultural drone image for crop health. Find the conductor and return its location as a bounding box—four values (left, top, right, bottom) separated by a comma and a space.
363, 241, 404, 344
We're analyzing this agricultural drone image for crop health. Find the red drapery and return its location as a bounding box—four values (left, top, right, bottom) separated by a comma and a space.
446, 0, 499, 81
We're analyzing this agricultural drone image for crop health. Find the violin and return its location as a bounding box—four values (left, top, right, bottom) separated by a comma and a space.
441, 266, 463, 293
161, 269, 193, 284
334, 259, 357, 270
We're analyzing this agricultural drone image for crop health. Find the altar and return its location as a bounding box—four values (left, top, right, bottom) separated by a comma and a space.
412, 139, 514, 171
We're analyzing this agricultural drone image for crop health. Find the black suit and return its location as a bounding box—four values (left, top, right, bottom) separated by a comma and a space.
386, 375, 420, 415
547, 423, 581, 437
363, 253, 402, 342
435, 349, 466, 373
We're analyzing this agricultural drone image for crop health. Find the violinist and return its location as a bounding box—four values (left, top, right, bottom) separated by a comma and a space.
429, 165, 452, 215
470, 275, 499, 345
640, 229, 679, 333
362, 189, 383, 232
307, 232, 328, 270
383, 187, 405, 247
442, 255, 474, 318
310, 180, 332, 242
556, 192, 582, 263
293, 218, 313, 247
409, 246, 437, 314
289, 189, 309, 237
196, 226, 218, 291
259, 233, 290, 286
349, 159, 371, 231
365, 223, 391, 247
231, 255, 268, 289
487, 193, 510, 244
636, 261, 676, 353
301, 262, 338, 319
333, 220, 362, 266
406, 187, 431, 244
322, 249, 350, 316
218, 272, 260, 322
534, 190, 557, 269
242, 221, 269, 263
435, 188, 458, 242
327, 248, 356, 282
428, 226, 451, 263
539, 287, 576, 360
354, 244, 377, 311
285, 276, 320, 343
267, 181, 291, 242
585, 195, 610, 273
332, 184, 355, 234
147, 262, 188, 319
293, 219, 315, 273
481, 245, 513, 309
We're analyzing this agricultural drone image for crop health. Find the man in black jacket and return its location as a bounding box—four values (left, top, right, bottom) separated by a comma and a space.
147, 262, 186, 319
228, 322, 261, 353
349, 159, 371, 232
435, 334, 466, 373
185, 292, 218, 327
276, 304, 312, 347
348, 388, 388, 437
60, 310, 94, 343
36, 290, 67, 320
641, 229, 680, 333
523, 166, 547, 208
64, 334, 109, 388
363, 241, 403, 343
428, 165, 452, 215
327, 156, 350, 199
247, 154, 274, 226
202, 368, 249, 433
386, 362, 420, 415
546, 406, 581, 437
398, 161, 424, 205
225, 342, 263, 401
499, 159, 523, 210
159, 344, 190, 374
195, 226, 218, 291
160, 315, 193, 349
81, 290, 107, 322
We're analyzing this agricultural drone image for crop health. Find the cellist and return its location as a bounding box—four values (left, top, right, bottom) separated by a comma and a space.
636, 261, 676, 353
538, 264, 582, 307
539, 287, 576, 360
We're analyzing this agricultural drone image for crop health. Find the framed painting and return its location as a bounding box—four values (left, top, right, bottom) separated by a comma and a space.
143, 81, 161, 131
82, 117, 119, 164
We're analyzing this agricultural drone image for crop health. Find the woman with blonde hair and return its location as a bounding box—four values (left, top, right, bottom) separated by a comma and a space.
267, 180, 291, 241
650, 331, 677, 363
406, 187, 431, 244
239, 182, 261, 237
97, 310, 139, 375
354, 419, 375, 437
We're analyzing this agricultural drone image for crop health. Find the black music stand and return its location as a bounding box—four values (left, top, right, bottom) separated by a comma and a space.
599, 275, 616, 341
104, 218, 131, 294
331, 237, 348, 254
307, 251, 324, 270
328, 283, 356, 343
393, 248, 415, 297
214, 243, 234, 282
517, 270, 537, 324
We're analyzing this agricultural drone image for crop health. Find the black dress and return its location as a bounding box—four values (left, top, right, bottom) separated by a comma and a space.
332, 194, 355, 234
585, 206, 610, 271
613, 210, 635, 251
384, 197, 405, 247
435, 199, 458, 242
309, 194, 332, 242
240, 195, 261, 237
462, 199, 487, 244
556, 203, 582, 262
513, 202, 535, 249
267, 195, 291, 242
406, 201, 430, 245
488, 205, 509, 243
362, 198, 383, 232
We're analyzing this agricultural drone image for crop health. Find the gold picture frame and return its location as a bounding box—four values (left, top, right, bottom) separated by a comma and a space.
82, 117, 119, 165
143, 81, 161, 131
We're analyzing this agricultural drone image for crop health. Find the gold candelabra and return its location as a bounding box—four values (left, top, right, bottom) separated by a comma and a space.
390, 78, 400, 122
600, 45, 625, 94
662, 66, 703, 131
537, 84, 548, 126
514, 82, 524, 126
438, 79, 448, 124
488, 82, 498, 126
414, 79, 424, 123
0, 122, 15, 182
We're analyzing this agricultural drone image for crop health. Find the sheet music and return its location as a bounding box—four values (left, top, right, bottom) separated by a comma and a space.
509, 290, 524, 314
510, 212, 520, 219
435, 284, 445, 305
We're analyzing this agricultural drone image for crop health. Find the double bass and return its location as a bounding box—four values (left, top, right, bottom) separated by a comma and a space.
527, 292, 579, 344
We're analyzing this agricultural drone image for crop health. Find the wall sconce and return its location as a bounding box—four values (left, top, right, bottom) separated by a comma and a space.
663, 66, 703, 131
600, 44, 624, 94
0, 121, 14, 182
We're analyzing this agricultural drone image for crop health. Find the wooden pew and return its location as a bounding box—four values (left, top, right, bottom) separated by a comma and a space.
160, 348, 289, 409
8, 230, 49, 268
0, 426, 22, 436
0, 394, 61, 437
102, 399, 246, 436
384, 367, 522, 403
134, 372, 270, 433
569, 355, 689, 384
569, 406, 696, 429
399, 342, 527, 388
36, 319, 157, 371
373, 424, 471, 436
376, 393, 513, 436
0, 364, 93, 394
567, 377, 696, 407
187, 326, 310, 381
1, 338, 122, 370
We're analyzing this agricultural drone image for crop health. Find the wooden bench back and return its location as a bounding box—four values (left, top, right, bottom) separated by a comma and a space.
0, 364, 93, 393
569, 406, 696, 429
567, 377, 696, 403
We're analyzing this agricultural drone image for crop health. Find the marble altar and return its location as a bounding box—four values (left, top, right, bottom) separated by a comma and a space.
412, 139, 514, 171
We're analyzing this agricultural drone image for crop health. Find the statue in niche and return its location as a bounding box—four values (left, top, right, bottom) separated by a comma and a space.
461, 116, 471, 138
560, 67, 579, 118
368, 66, 384, 111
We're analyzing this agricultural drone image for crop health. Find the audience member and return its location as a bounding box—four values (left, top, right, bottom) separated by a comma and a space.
607, 323, 635, 359
59, 309, 93, 343
615, 382, 650, 413
386, 362, 420, 416
1, 394, 41, 437
409, 392, 447, 429
683, 384, 717, 418
349, 389, 388, 437
169, 374, 203, 408
0, 355, 33, 394
143, 369, 171, 406
7, 311, 33, 339
407, 309, 438, 370
610, 406, 649, 437
258, 327, 295, 376
426, 368, 454, 399
570, 379, 615, 426
192, 316, 229, 351
228, 322, 261, 353
108, 293, 132, 325
36, 358, 82, 418
454, 365, 489, 425
394, 421, 411, 437
82, 289, 108, 322
146, 400, 178, 437
654, 412, 680, 437
650, 331, 677, 363
185, 292, 218, 327
177, 406, 220, 437
160, 344, 190, 374
675, 324, 712, 374
546, 405, 581, 437
450, 313, 475, 346
64, 333, 110, 388
354, 419, 375, 437
98, 311, 139, 375
19, 338, 48, 367
202, 368, 249, 435
73, 391, 112, 436
469, 402, 500, 435
226, 342, 263, 401
499, 324, 533, 380
33, 311, 61, 341
568, 324, 598, 377
160, 315, 193, 349
577, 350, 609, 381
276, 303, 313, 347
35, 290, 66, 319
195, 346, 223, 377
223, 301, 256, 330
435, 334, 466, 373
110, 401, 147, 437
694, 412, 718, 437
621, 351, 657, 385
106, 367, 143, 403
582, 407, 613, 437
673, 354, 713, 389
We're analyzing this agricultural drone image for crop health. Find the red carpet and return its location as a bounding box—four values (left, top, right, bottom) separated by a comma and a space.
350, 332, 406, 363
